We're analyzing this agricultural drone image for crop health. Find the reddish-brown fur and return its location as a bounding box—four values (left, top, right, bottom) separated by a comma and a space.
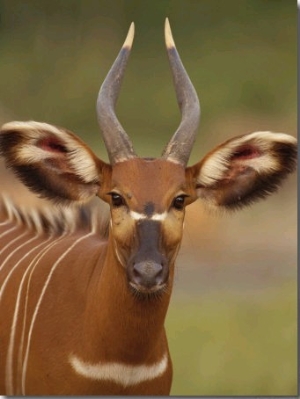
1, 236, 168, 395
0, 19, 297, 396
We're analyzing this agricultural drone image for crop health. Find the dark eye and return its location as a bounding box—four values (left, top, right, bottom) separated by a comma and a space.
172, 195, 186, 210
109, 193, 125, 207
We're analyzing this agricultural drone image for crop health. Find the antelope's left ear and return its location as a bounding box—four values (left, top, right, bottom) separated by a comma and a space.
187, 131, 297, 210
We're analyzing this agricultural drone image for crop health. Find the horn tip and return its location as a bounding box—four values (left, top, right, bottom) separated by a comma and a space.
123, 22, 135, 49
165, 17, 175, 49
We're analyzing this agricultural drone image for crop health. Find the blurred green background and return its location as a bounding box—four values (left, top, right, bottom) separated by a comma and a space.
0, 0, 297, 396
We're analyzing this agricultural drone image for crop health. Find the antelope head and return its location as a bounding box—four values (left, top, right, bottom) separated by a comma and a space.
0, 19, 297, 297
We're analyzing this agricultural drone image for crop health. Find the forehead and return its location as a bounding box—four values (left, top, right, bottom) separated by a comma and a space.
111, 158, 186, 205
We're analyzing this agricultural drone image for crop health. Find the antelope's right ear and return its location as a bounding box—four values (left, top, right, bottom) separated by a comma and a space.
0, 121, 111, 204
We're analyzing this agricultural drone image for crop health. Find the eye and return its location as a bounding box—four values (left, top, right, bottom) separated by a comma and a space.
109, 192, 126, 208
172, 195, 187, 210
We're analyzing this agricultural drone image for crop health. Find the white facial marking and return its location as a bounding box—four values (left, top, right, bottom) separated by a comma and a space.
129, 211, 146, 220
130, 211, 167, 221
69, 353, 168, 387
151, 212, 168, 221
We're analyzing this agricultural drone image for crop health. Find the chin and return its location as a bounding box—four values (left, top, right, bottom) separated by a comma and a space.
129, 282, 167, 300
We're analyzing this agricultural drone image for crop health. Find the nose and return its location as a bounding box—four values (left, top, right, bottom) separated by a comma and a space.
132, 260, 166, 289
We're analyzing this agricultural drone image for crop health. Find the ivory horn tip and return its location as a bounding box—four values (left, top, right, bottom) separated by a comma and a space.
123, 22, 135, 49
165, 18, 176, 49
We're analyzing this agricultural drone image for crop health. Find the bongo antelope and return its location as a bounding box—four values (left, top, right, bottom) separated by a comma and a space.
0, 19, 297, 395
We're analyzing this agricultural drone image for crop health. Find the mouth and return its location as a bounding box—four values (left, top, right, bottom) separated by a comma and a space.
129, 281, 167, 299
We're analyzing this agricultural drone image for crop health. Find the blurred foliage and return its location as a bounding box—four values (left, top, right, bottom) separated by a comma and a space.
0, 1, 297, 396
167, 280, 297, 396
0, 0, 296, 161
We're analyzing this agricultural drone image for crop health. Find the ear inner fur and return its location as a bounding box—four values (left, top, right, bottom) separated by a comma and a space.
188, 131, 297, 210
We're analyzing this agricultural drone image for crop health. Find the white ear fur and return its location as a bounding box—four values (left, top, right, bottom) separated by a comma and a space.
0, 121, 107, 204
198, 131, 296, 186
1, 121, 99, 183
191, 131, 297, 210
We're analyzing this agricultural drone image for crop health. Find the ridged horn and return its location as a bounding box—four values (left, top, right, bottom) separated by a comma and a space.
162, 18, 200, 166
97, 23, 137, 164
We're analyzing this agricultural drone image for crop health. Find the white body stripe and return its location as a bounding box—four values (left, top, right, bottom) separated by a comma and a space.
16, 236, 63, 394
0, 235, 40, 301
69, 353, 168, 387
21, 232, 94, 394
4, 236, 53, 395
0, 226, 19, 244
0, 219, 12, 227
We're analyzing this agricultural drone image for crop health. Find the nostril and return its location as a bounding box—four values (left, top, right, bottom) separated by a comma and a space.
132, 263, 144, 280
132, 261, 164, 287
133, 261, 162, 277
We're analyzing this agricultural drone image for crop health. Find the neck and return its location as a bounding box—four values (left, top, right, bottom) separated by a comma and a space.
81, 237, 174, 365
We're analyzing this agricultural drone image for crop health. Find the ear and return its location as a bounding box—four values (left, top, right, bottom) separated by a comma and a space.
187, 131, 297, 210
0, 121, 110, 204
